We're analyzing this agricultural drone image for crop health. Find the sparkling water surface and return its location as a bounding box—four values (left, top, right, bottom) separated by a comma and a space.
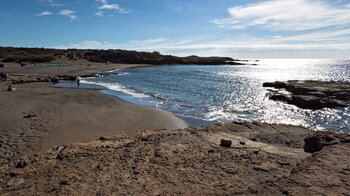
83, 59, 350, 132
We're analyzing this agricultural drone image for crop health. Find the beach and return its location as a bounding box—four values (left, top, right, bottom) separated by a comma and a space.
1, 0, 350, 193
0, 53, 349, 195
0, 72, 187, 166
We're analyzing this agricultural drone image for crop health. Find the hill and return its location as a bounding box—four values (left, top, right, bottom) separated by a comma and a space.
0, 47, 242, 65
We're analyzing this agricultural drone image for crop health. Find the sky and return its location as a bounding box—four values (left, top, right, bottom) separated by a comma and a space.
1, 0, 350, 58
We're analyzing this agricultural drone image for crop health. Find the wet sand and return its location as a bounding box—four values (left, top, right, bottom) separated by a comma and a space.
1, 59, 149, 76
0, 81, 187, 165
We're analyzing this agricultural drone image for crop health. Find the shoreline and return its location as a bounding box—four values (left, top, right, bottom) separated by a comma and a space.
55, 79, 217, 128
1, 61, 350, 194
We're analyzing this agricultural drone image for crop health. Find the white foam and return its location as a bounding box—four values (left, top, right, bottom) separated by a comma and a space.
106, 68, 120, 73
81, 80, 149, 98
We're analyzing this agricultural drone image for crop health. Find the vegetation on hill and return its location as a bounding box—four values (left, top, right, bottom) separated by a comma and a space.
0, 47, 242, 65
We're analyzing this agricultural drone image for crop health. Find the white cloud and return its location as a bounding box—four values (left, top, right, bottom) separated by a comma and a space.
36, 11, 53, 16
128, 37, 168, 45
96, 0, 108, 4
98, 4, 118, 10
273, 28, 350, 42
212, 0, 350, 31
59, 9, 76, 20
98, 3, 129, 13
96, 0, 129, 15
95, 11, 104, 17
39, 0, 63, 6
52, 32, 350, 59
55, 40, 114, 49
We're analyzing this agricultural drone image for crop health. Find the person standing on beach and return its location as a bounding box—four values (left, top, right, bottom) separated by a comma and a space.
75, 76, 81, 88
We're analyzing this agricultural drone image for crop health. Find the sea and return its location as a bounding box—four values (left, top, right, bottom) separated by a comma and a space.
81, 59, 350, 133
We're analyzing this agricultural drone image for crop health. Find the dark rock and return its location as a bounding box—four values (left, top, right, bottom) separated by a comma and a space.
239, 141, 246, 145
304, 133, 340, 153
269, 94, 292, 102
263, 81, 287, 88
333, 92, 350, 101
220, 139, 232, 148
99, 137, 108, 141
263, 80, 350, 110
249, 137, 258, 142
59, 180, 70, 185
276, 160, 290, 166
7, 83, 15, 91
0, 72, 9, 81
282, 190, 289, 195
23, 114, 37, 119
225, 168, 238, 174
15, 160, 27, 168
307, 91, 327, 98
253, 166, 269, 172
50, 77, 59, 83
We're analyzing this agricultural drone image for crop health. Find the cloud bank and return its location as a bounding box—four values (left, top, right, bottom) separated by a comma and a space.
212, 0, 350, 31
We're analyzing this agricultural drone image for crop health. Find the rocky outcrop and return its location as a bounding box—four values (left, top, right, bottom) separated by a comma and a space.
0, 122, 349, 195
263, 80, 350, 109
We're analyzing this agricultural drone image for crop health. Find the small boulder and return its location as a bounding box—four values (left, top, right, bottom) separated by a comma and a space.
7, 85, 16, 92
15, 160, 27, 168
220, 139, 232, 148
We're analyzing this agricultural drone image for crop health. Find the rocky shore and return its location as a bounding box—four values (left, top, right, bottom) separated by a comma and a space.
263, 80, 350, 109
0, 122, 349, 195
1, 60, 349, 195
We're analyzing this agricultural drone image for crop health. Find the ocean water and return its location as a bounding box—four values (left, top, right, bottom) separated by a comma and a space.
82, 59, 350, 133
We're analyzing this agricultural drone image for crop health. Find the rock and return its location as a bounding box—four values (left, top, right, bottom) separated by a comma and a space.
263, 81, 287, 88
333, 92, 350, 101
240, 141, 246, 145
276, 160, 290, 166
99, 137, 108, 141
15, 160, 27, 168
253, 166, 269, 172
225, 168, 238, 174
304, 133, 340, 153
6, 178, 25, 189
307, 91, 327, 98
49, 77, 59, 83
253, 150, 260, 154
0, 73, 9, 81
249, 137, 258, 142
220, 139, 232, 148
7, 85, 16, 92
216, 122, 224, 126
23, 114, 37, 119
48, 145, 66, 153
263, 80, 350, 110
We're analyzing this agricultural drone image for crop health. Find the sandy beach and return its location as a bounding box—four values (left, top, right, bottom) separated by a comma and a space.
0, 78, 187, 165
0, 50, 349, 195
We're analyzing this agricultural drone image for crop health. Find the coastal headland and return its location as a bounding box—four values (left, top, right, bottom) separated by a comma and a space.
0, 47, 349, 195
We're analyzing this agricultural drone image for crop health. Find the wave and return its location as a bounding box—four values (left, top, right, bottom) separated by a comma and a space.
81, 80, 149, 98
106, 68, 120, 73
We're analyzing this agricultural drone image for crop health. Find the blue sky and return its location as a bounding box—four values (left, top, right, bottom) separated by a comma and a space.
1, 0, 350, 58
